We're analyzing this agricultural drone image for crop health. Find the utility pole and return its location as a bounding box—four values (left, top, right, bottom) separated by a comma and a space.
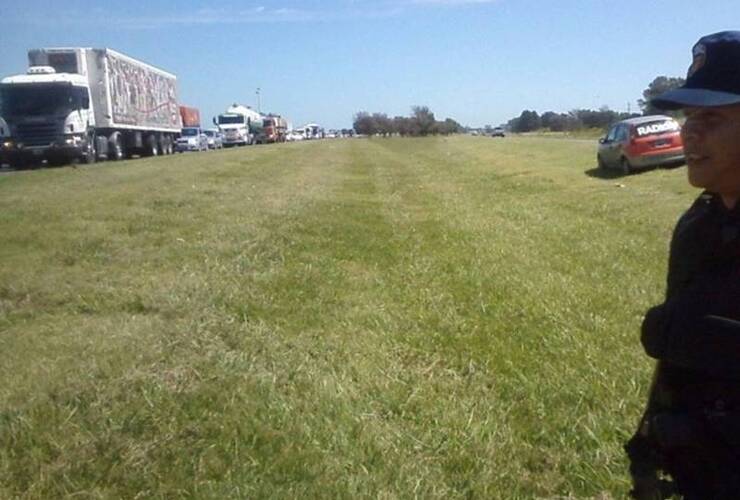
256, 87, 261, 114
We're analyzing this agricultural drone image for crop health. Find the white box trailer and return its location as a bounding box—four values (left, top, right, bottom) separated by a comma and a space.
0, 48, 181, 167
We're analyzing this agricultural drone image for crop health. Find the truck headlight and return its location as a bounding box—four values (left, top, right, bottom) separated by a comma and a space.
2, 140, 13, 149
65, 134, 84, 145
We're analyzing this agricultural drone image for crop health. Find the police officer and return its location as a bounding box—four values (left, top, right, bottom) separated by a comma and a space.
626, 31, 740, 499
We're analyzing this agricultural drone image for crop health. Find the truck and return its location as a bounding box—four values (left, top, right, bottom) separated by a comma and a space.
214, 104, 263, 147
263, 114, 288, 143
175, 105, 208, 152
0, 48, 181, 168
301, 123, 324, 140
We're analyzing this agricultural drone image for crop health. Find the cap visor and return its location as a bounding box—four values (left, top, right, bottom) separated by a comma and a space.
652, 88, 740, 110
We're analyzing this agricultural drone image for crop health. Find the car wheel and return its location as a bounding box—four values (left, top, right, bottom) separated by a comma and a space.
621, 157, 633, 175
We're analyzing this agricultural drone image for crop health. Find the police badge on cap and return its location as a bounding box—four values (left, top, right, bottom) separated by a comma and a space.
651, 31, 740, 110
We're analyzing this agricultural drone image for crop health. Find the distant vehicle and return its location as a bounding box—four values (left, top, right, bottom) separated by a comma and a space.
597, 115, 684, 174
215, 104, 263, 147
286, 130, 305, 141
300, 123, 323, 140
0, 47, 180, 168
179, 106, 200, 128
491, 127, 506, 137
263, 114, 288, 143
176, 127, 208, 152
175, 105, 207, 152
204, 129, 223, 149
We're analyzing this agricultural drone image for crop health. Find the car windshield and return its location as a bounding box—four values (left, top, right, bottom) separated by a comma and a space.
0, 84, 87, 117
218, 115, 244, 125
181, 128, 199, 136
634, 120, 679, 137
204, 130, 214, 137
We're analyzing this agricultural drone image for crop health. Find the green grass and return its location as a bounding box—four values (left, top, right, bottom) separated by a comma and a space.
0, 136, 696, 498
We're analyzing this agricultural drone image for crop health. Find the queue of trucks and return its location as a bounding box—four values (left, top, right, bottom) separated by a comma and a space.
0, 47, 303, 169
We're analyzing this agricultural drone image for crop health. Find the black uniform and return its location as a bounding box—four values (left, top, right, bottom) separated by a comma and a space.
627, 192, 740, 499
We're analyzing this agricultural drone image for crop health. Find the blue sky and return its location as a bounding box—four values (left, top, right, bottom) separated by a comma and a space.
1, 1, 738, 129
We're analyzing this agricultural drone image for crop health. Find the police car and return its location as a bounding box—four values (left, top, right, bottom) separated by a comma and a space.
597, 115, 685, 174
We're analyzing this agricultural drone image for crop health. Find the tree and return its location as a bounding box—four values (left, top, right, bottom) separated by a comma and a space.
353, 111, 376, 135
512, 110, 541, 132
639, 76, 685, 116
436, 118, 463, 135
393, 116, 413, 136
536, 111, 573, 132
411, 106, 437, 136
371, 113, 393, 136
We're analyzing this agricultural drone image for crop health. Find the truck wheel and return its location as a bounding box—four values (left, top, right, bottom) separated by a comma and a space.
145, 135, 159, 157
109, 133, 124, 161
84, 139, 96, 164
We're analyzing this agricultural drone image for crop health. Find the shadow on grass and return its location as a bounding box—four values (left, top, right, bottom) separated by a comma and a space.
584, 161, 685, 180
584, 166, 625, 180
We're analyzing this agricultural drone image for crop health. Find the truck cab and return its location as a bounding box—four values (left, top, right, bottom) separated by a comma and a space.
215, 104, 263, 147
0, 63, 96, 167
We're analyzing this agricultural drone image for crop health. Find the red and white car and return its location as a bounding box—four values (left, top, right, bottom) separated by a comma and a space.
597, 115, 685, 174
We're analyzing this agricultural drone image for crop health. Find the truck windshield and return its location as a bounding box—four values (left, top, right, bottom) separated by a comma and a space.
218, 115, 244, 125
181, 128, 199, 136
0, 84, 87, 117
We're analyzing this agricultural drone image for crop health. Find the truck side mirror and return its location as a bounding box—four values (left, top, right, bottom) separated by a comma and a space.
213, 116, 217, 125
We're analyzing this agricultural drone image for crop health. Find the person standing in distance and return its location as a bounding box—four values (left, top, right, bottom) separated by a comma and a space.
625, 31, 740, 499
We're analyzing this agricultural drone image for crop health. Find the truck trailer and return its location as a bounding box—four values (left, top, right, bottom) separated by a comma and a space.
0, 48, 181, 168
215, 104, 263, 147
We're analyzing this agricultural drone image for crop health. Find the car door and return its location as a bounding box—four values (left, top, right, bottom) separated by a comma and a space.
614, 124, 630, 160
601, 125, 620, 167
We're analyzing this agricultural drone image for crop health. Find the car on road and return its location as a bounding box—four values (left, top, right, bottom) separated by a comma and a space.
491, 127, 506, 137
176, 127, 209, 153
204, 129, 224, 149
286, 130, 305, 142
597, 115, 684, 174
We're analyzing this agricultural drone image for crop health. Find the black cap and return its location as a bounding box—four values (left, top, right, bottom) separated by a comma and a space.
652, 31, 740, 110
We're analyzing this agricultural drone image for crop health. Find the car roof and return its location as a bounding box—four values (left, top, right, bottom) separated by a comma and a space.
617, 115, 676, 126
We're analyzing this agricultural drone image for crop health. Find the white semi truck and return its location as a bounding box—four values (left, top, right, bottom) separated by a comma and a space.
0, 48, 181, 168
215, 104, 263, 147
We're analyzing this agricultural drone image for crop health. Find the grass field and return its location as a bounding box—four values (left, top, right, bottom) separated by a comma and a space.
0, 136, 697, 498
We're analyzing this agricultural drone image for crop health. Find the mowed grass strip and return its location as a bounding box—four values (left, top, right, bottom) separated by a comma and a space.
0, 137, 696, 498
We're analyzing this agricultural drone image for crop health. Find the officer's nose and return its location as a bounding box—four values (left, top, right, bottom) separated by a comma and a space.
681, 119, 701, 144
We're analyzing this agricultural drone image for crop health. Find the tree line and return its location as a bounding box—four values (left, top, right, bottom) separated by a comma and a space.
505, 76, 686, 133
353, 106, 464, 136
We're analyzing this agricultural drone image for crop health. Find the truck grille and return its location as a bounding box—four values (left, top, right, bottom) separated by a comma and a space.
15, 122, 62, 147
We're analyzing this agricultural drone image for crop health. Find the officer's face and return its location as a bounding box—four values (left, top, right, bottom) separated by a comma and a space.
681, 104, 740, 206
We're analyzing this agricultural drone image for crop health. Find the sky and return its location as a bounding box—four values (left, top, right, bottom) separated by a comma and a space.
1, 0, 739, 129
